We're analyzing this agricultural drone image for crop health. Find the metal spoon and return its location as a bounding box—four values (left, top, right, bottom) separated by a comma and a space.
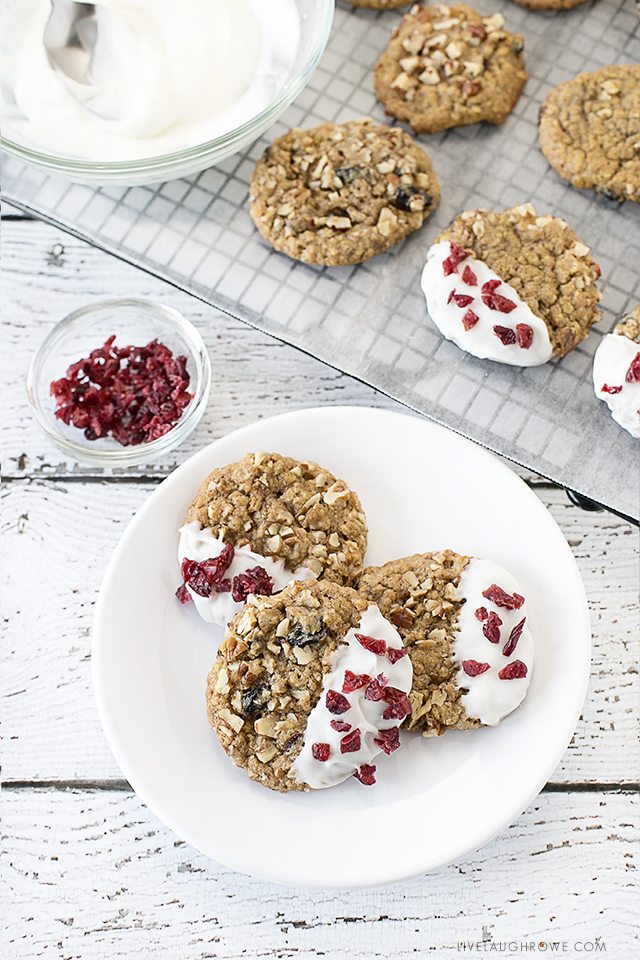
44, 1, 98, 85
43, 1, 120, 118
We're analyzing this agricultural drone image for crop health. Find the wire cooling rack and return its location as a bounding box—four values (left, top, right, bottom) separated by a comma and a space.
3, 0, 639, 519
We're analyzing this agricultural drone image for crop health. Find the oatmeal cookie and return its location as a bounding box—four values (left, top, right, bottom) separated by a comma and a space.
207, 580, 413, 791
614, 305, 640, 344
593, 305, 640, 439
421, 203, 601, 363
539, 65, 640, 203
359, 553, 534, 736
249, 118, 440, 266
176, 452, 368, 625
374, 4, 527, 134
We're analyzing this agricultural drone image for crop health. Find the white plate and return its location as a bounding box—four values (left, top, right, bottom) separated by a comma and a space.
92, 407, 590, 887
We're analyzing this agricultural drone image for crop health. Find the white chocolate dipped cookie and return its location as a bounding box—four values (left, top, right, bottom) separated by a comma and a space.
359, 551, 534, 735
593, 306, 640, 440
422, 204, 602, 365
175, 452, 368, 626
206, 580, 413, 792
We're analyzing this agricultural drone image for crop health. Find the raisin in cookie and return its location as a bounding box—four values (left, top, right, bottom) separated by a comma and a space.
249, 118, 440, 266
351, 0, 411, 8
513, 0, 587, 8
539, 65, 640, 203
176, 452, 368, 625
421, 203, 602, 364
207, 580, 413, 791
359, 553, 534, 736
593, 305, 640, 439
374, 4, 527, 134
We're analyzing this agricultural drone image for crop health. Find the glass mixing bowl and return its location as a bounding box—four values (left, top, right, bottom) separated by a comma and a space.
1, 0, 335, 186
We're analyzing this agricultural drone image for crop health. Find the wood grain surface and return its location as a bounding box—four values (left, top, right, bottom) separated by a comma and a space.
2, 211, 638, 959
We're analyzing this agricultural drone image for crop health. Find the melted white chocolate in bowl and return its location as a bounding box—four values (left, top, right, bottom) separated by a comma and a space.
2, 0, 300, 162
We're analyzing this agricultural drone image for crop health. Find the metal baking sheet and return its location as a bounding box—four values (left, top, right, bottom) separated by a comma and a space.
3, 0, 639, 519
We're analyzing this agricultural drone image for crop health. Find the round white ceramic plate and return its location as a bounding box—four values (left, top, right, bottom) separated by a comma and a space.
92, 406, 591, 888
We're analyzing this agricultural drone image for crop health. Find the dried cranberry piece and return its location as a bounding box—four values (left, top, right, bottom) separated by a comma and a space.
462, 309, 479, 331
50, 335, 193, 447
353, 764, 376, 785
442, 241, 470, 276
475, 606, 488, 621
452, 293, 475, 308
482, 610, 503, 644
342, 670, 371, 694
175, 583, 192, 605
374, 727, 401, 755
625, 352, 640, 383
330, 719, 351, 733
355, 633, 387, 655
381, 687, 412, 721
462, 264, 478, 286
326, 690, 350, 715
312, 743, 330, 762
231, 566, 273, 603
482, 280, 517, 314
462, 660, 491, 677
601, 383, 623, 395
387, 645, 409, 664
493, 325, 517, 345
503, 617, 526, 657
498, 660, 528, 680
447, 288, 457, 304
364, 674, 388, 701
482, 584, 525, 610
177, 545, 235, 600
340, 729, 362, 754
516, 324, 533, 349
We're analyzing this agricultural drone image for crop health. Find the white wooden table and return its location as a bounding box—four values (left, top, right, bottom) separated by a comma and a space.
2, 208, 638, 959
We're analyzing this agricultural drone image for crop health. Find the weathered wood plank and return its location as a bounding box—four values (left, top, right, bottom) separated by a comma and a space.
2, 479, 637, 784
1, 218, 549, 485
0, 219, 395, 479
3, 787, 637, 958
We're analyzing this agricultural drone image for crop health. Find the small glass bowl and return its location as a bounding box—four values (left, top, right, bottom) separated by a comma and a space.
27, 298, 211, 468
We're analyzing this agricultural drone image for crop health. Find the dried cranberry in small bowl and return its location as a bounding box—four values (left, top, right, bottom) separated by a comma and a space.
50, 335, 193, 446
27, 299, 211, 468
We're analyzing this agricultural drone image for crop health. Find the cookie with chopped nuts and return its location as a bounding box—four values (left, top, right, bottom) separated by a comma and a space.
207, 580, 413, 791
539, 65, 640, 203
176, 452, 368, 626
374, 4, 527, 134
614, 305, 640, 344
423, 203, 601, 361
249, 118, 440, 267
593, 305, 640, 440
359, 553, 534, 736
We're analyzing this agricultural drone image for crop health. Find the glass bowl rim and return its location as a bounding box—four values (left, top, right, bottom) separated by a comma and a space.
0, 0, 335, 175
26, 297, 212, 466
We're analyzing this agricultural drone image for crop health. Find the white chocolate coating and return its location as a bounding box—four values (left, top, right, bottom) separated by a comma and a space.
292, 606, 412, 790
178, 521, 316, 626
592, 333, 640, 440
421, 241, 553, 367
453, 558, 534, 726
3, 0, 300, 161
